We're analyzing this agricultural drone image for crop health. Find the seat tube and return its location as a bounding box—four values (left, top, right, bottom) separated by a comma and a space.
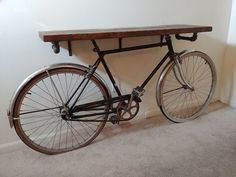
91, 40, 122, 96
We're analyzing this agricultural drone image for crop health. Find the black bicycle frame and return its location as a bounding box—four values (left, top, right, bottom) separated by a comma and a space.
66, 35, 176, 121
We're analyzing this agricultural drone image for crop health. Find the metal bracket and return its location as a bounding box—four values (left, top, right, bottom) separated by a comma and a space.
119, 38, 123, 49
68, 40, 72, 56
51, 41, 73, 56
52, 42, 60, 54
160, 35, 164, 47
175, 33, 198, 42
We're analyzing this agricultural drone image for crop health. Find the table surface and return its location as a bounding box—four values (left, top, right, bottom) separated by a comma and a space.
39, 24, 212, 42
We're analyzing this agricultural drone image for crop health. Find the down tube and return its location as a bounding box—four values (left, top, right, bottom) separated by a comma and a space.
140, 52, 170, 89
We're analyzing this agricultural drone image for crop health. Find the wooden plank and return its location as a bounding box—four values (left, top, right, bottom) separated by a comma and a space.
39, 25, 212, 42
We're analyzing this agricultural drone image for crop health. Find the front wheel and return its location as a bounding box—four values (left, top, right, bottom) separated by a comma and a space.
157, 51, 217, 123
12, 64, 110, 154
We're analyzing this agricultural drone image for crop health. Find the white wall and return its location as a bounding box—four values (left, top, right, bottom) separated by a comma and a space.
0, 0, 232, 152
221, 0, 236, 107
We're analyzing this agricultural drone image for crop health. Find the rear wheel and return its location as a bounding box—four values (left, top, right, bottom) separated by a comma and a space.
158, 51, 216, 122
13, 66, 109, 154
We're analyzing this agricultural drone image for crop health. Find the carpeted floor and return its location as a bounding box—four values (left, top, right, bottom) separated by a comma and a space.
0, 102, 236, 177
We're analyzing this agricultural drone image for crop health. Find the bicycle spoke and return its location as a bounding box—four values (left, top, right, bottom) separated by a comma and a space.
14, 67, 109, 154
46, 70, 65, 106
160, 52, 216, 122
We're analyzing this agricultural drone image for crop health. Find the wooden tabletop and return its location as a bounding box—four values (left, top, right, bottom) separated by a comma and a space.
39, 25, 212, 42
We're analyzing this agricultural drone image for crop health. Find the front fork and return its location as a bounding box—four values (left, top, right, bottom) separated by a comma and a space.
166, 35, 193, 91
173, 54, 194, 91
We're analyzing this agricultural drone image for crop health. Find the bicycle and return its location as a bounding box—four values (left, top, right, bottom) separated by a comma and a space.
7, 25, 217, 154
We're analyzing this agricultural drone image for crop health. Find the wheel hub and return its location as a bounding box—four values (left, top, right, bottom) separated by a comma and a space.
60, 107, 71, 120
183, 85, 194, 91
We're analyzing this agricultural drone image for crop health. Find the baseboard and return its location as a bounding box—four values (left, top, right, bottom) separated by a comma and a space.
220, 96, 236, 108
220, 97, 229, 105
0, 140, 27, 154
212, 96, 220, 103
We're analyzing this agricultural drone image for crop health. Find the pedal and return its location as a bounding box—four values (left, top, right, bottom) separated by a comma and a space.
110, 115, 119, 124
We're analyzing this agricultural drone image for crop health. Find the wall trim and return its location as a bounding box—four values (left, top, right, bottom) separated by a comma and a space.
220, 96, 236, 108
0, 140, 26, 154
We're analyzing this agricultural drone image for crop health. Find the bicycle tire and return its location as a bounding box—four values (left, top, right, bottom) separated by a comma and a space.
12, 64, 110, 154
157, 51, 216, 122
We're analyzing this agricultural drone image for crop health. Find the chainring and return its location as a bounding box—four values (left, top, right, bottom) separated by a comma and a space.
117, 100, 139, 120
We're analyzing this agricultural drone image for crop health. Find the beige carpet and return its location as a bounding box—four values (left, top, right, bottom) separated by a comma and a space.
0, 102, 236, 177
